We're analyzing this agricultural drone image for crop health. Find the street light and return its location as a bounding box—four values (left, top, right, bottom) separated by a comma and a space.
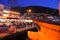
27, 9, 32, 13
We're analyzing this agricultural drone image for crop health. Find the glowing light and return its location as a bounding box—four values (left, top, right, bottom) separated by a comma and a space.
24, 20, 33, 22
27, 9, 32, 13
3, 10, 10, 13
3, 14, 9, 17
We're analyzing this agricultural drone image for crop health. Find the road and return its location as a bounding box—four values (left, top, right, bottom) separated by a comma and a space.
0, 26, 35, 38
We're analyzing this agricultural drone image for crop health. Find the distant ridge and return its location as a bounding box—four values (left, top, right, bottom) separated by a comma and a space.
11, 6, 58, 15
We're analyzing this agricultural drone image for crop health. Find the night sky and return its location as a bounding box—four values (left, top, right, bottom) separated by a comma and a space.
0, 0, 59, 9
